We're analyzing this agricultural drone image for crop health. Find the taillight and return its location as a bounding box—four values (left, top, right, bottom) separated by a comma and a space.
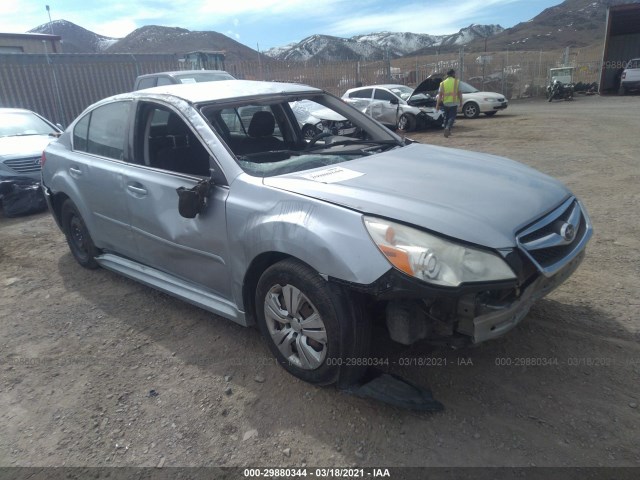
40, 151, 46, 167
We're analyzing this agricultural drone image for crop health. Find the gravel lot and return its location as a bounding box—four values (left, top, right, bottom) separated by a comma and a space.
1, 94, 639, 471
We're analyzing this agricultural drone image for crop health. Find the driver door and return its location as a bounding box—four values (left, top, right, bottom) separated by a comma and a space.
372, 88, 401, 127
123, 101, 232, 298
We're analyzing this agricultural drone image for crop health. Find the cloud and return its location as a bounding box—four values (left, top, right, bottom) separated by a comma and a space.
326, 0, 520, 37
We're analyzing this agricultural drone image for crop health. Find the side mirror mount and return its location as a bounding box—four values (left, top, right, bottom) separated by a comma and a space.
389, 97, 399, 105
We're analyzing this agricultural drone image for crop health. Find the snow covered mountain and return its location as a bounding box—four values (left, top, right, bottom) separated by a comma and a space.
265, 25, 504, 62
29, 20, 118, 53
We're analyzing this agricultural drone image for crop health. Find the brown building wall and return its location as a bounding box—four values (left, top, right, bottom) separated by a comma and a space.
0, 33, 62, 54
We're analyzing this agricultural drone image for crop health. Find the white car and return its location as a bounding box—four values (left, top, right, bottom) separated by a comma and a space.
419, 76, 509, 118
457, 81, 509, 118
291, 100, 356, 140
342, 82, 443, 131
0, 108, 62, 181
620, 58, 640, 95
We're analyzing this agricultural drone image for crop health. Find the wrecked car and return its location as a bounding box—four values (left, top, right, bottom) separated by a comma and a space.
41, 80, 592, 388
0, 107, 62, 181
291, 100, 357, 140
342, 80, 443, 131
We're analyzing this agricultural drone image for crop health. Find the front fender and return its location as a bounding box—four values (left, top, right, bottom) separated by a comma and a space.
226, 177, 391, 308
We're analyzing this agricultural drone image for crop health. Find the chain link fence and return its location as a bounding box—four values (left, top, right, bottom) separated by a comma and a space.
0, 46, 605, 126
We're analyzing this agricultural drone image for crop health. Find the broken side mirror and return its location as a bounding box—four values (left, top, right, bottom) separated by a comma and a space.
389, 97, 399, 105
176, 177, 213, 219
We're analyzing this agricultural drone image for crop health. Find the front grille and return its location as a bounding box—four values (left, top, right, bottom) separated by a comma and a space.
517, 197, 592, 277
3, 157, 41, 174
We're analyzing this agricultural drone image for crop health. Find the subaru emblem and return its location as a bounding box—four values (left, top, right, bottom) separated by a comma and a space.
560, 223, 576, 242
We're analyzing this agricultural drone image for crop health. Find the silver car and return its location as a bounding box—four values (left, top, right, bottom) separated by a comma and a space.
342, 81, 443, 131
1, 108, 62, 181
41, 80, 592, 387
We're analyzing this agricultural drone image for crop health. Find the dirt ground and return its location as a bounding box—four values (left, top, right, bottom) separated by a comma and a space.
1, 94, 639, 471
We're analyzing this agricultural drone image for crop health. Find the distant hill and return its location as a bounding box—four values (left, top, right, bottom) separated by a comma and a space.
105, 25, 268, 63
29, 19, 118, 53
265, 25, 505, 62
27, 21, 266, 63
458, 0, 639, 53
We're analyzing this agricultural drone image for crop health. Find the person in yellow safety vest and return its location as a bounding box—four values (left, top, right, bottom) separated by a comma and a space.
435, 69, 463, 138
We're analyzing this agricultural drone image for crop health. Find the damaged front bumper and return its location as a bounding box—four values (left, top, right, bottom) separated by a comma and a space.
333, 248, 586, 346
458, 249, 584, 343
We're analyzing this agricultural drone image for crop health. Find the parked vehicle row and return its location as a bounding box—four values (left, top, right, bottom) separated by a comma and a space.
41, 79, 591, 388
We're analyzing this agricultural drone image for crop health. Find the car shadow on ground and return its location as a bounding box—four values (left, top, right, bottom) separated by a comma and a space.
54, 250, 638, 464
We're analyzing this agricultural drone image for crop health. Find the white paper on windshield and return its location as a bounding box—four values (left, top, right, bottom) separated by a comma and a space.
179, 78, 197, 84
302, 167, 364, 184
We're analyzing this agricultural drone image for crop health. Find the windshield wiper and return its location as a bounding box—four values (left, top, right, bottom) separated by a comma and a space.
305, 139, 402, 152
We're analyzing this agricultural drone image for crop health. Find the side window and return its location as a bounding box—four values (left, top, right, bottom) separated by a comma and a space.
349, 88, 373, 99
136, 77, 156, 90
137, 103, 211, 177
156, 77, 174, 86
72, 114, 90, 152
85, 102, 130, 160
374, 89, 397, 102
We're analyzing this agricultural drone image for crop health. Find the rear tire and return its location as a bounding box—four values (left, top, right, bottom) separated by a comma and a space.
61, 199, 100, 269
255, 258, 370, 386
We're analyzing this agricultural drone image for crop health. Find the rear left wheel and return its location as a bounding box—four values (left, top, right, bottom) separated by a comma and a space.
255, 258, 370, 386
61, 199, 100, 269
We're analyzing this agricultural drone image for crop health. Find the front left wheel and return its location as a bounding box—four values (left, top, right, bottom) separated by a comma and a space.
255, 258, 370, 386
462, 102, 480, 118
397, 113, 416, 132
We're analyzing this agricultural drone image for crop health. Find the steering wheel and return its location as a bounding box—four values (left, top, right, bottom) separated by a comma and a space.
306, 131, 333, 149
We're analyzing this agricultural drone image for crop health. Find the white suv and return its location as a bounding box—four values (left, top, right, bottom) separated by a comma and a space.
620, 58, 640, 95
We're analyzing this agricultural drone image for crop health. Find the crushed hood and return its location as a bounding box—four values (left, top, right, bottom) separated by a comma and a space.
263, 144, 570, 249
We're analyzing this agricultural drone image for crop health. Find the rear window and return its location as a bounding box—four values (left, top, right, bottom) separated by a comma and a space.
136, 77, 156, 90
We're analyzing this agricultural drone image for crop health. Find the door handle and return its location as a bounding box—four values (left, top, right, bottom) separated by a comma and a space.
69, 166, 82, 177
127, 184, 147, 196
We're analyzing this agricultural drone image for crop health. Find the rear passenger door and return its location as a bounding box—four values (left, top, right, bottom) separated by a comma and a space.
123, 101, 232, 298
68, 101, 137, 258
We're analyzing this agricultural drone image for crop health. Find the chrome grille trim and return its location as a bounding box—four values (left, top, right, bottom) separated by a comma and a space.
3, 157, 42, 173
517, 197, 593, 277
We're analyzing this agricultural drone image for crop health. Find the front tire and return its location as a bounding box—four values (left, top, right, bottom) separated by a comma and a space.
61, 199, 100, 269
463, 102, 480, 118
255, 258, 370, 386
397, 113, 416, 132
302, 124, 321, 141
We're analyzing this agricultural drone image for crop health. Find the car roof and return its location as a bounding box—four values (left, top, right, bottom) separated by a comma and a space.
137, 70, 231, 78
0, 107, 36, 114
127, 79, 323, 104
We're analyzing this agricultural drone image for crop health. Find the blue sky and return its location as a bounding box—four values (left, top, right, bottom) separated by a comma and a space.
2, 0, 562, 50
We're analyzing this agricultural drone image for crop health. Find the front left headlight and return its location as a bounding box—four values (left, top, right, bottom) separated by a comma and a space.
483, 97, 498, 102
364, 217, 516, 287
